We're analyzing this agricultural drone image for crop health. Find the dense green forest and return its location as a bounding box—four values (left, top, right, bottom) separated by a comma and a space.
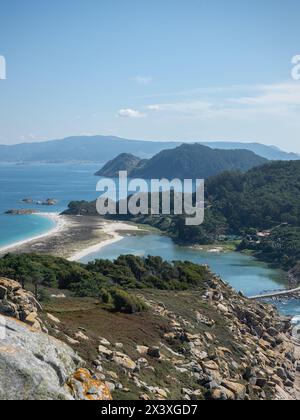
64, 160, 300, 275
239, 226, 300, 271
0, 253, 211, 312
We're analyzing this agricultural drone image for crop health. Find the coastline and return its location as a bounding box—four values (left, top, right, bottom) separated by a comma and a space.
68, 221, 141, 261
0, 214, 146, 261
0, 212, 65, 254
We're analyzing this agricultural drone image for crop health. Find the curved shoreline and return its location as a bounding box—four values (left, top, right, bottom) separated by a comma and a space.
0, 214, 144, 262
0, 212, 65, 254
68, 221, 141, 261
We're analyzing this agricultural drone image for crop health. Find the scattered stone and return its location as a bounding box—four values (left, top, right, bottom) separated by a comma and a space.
100, 338, 111, 347
137, 345, 149, 355
75, 331, 89, 341
147, 347, 161, 359
105, 382, 116, 392
113, 352, 136, 371
65, 335, 80, 345
140, 394, 150, 400
115, 342, 123, 349
47, 313, 61, 324
204, 332, 214, 342
137, 358, 149, 368
203, 361, 219, 371
276, 367, 287, 381
107, 371, 118, 380
98, 345, 113, 358
221, 380, 246, 400
155, 388, 168, 399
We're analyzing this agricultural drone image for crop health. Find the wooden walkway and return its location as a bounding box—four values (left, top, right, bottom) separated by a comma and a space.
249, 287, 300, 300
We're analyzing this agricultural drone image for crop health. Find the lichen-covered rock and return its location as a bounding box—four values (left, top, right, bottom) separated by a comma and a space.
67, 368, 112, 400
0, 316, 111, 401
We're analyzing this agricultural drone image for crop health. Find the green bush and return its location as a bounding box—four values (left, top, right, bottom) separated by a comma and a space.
110, 288, 146, 314
100, 288, 112, 304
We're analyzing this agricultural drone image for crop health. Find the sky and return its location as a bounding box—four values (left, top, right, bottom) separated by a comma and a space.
0, 0, 300, 151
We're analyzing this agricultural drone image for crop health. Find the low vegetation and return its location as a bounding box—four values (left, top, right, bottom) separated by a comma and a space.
0, 253, 212, 313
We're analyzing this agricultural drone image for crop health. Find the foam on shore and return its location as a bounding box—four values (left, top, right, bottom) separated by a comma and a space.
0, 213, 65, 254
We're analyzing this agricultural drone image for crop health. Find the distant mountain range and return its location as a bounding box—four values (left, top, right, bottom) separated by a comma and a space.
96, 144, 268, 179
0, 135, 298, 163
200, 142, 300, 161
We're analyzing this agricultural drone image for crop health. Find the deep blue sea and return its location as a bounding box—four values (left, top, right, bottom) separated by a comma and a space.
0, 162, 101, 247
0, 162, 299, 317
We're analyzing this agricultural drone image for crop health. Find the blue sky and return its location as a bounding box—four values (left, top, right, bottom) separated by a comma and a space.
0, 0, 300, 151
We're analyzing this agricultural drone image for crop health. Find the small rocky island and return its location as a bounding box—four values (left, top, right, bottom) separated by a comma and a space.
5, 209, 38, 215
21, 198, 58, 206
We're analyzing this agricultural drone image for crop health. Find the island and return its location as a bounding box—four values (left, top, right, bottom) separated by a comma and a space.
5, 209, 38, 215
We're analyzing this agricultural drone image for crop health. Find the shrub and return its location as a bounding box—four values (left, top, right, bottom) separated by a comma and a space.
100, 288, 112, 304
110, 288, 146, 314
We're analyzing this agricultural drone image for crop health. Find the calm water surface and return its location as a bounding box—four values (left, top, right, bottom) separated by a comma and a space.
80, 233, 300, 317
0, 163, 299, 317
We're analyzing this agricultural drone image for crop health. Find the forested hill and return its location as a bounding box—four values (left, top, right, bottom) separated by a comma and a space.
171, 160, 300, 245
205, 160, 300, 230
64, 160, 300, 276
96, 144, 267, 179
66, 159, 300, 235
96, 153, 146, 177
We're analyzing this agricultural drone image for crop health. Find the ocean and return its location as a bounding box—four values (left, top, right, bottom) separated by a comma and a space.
0, 162, 101, 247
0, 162, 299, 317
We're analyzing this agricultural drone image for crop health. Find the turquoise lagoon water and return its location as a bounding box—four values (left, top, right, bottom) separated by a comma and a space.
0, 162, 299, 317
80, 234, 300, 317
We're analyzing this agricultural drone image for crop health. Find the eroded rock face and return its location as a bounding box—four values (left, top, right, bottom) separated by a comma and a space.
0, 316, 112, 401
0, 277, 42, 331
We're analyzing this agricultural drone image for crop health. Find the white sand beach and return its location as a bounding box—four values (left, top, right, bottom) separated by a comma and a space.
68, 221, 141, 262
0, 214, 145, 261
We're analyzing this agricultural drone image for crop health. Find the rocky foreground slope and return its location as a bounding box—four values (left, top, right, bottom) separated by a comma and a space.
0, 274, 299, 400
0, 278, 112, 400
44, 273, 300, 401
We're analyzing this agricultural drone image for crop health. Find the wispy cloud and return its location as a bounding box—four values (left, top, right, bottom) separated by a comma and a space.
134, 75, 152, 86
148, 101, 212, 114
145, 82, 300, 120
118, 108, 146, 118
230, 83, 300, 106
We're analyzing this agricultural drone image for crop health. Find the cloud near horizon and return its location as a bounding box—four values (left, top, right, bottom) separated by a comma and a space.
117, 108, 146, 119
119, 82, 300, 121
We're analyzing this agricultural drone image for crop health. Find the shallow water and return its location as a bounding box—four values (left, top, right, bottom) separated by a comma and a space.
1, 163, 299, 317
0, 162, 101, 247
79, 233, 300, 316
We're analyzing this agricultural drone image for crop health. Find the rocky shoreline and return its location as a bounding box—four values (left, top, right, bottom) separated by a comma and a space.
1, 272, 298, 400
